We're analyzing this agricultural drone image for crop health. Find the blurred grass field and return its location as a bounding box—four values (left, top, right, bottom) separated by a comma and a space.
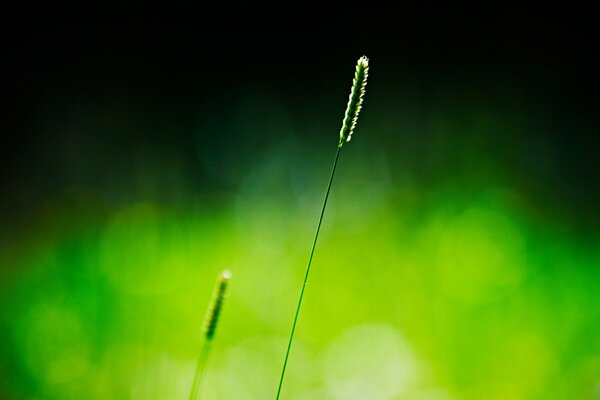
1, 65, 599, 399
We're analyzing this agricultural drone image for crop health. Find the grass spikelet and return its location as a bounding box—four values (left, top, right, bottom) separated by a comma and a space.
275, 56, 370, 399
339, 56, 369, 147
202, 270, 231, 340
190, 270, 232, 400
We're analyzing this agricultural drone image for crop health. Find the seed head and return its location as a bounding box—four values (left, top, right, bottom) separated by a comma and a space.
339, 56, 369, 147
202, 270, 231, 341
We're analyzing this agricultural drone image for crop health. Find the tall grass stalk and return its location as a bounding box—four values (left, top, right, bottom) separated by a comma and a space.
275, 56, 369, 399
189, 270, 231, 400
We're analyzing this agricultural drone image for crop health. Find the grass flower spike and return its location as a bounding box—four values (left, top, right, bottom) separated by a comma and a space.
202, 270, 231, 340
276, 56, 370, 399
190, 270, 232, 400
339, 56, 369, 147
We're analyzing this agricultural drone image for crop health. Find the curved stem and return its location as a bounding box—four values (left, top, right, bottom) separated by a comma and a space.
275, 145, 342, 399
190, 340, 212, 400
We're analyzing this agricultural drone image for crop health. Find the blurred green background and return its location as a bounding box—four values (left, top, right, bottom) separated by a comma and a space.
1, 5, 599, 399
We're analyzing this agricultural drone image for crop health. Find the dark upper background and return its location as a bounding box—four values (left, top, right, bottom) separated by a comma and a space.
1, 4, 598, 230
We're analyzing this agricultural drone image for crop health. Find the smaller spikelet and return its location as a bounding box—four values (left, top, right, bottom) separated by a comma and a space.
339, 56, 369, 147
202, 270, 231, 341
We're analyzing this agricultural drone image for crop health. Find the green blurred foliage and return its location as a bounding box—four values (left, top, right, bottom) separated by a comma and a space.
1, 74, 599, 400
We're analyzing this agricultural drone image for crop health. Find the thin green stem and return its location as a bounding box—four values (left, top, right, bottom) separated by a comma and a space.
275, 145, 342, 400
189, 340, 212, 400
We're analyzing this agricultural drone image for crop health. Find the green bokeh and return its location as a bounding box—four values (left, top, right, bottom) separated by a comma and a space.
1, 75, 599, 399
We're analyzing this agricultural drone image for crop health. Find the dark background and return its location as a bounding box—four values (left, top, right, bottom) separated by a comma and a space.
2, 4, 598, 198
